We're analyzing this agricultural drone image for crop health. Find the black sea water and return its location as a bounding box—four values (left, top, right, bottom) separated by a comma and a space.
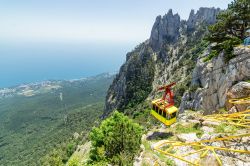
0, 41, 133, 88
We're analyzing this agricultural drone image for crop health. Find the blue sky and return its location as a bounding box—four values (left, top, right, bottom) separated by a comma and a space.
0, 0, 232, 44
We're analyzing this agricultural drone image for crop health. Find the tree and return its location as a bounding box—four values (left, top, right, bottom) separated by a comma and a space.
206, 0, 250, 60
89, 111, 143, 165
41, 150, 64, 166
68, 156, 80, 166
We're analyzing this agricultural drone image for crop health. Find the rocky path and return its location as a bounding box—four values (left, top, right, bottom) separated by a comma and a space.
138, 111, 250, 166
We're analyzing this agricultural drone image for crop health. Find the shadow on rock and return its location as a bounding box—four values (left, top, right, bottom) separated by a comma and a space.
146, 132, 173, 140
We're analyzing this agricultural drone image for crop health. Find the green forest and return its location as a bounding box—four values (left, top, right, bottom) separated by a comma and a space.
0, 74, 114, 166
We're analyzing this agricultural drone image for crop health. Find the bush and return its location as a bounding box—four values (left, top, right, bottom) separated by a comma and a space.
89, 111, 143, 165
189, 84, 200, 93
68, 156, 80, 166
41, 150, 64, 166
67, 142, 77, 157
203, 50, 218, 62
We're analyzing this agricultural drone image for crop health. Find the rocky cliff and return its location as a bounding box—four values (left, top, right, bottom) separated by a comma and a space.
187, 8, 220, 31
149, 9, 181, 51
104, 7, 221, 116
180, 47, 250, 114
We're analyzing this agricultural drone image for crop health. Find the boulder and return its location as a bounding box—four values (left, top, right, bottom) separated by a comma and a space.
199, 155, 220, 166
177, 133, 200, 142
200, 133, 211, 140
226, 82, 250, 112
202, 120, 220, 126
201, 126, 214, 133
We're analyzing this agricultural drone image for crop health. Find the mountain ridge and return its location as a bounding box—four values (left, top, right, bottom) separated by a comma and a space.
104, 7, 220, 115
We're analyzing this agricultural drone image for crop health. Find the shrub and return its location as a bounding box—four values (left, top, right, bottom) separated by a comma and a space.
89, 111, 143, 165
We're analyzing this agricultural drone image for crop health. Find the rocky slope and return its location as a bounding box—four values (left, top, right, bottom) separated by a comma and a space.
104, 7, 221, 115
137, 110, 250, 166
180, 47, 250, 114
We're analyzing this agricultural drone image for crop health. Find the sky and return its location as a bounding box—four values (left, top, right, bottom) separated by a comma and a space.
0, 0, 232, 44
0, 0, 232, 88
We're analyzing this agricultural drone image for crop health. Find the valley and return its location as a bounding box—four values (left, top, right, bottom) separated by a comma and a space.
0, 73, 114, 166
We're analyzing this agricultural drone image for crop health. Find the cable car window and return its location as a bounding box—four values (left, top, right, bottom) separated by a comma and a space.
153, 105, 156, 111
163, 111, 166, 118
171, 112, 176, 118
159, 109, 162, 116
166, 114, 170, 120
156, 106, 159, 114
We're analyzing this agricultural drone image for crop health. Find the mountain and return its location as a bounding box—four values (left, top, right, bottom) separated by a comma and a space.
104, 7, 221, 115
0, 73, 114, 166
65, 3, 250, 165
180, 47, 250, 114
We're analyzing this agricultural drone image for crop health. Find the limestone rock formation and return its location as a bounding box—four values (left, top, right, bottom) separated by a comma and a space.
149, 9, 181, 51
187, 7, 220, 31
180, 47, 250, 114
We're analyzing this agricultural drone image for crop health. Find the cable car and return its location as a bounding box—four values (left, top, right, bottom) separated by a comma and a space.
151, 82, 178, 126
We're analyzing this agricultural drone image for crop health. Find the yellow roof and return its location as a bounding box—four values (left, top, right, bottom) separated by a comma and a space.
166, 106, 178, 114
152, 99, 162, 104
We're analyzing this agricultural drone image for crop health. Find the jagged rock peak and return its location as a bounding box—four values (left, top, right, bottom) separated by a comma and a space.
149, 9, 181, 51
187, 7, 220, 31
149, 7, 220, 51
166, 9, 173, 16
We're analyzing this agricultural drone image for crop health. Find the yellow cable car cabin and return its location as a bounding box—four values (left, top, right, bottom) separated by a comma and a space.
151, 82, 178, 126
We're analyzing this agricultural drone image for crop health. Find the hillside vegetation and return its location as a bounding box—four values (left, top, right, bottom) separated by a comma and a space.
0, 74, 114, 166
88, 111, 143, 166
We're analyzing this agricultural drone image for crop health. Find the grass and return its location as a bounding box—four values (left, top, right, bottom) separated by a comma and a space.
214, 124, 238, 133
142, 140, 176, 166
142, 140, 151, 152
158, 154, 176, 166
161, 145, 176, 154
175, 123, 202, 133
174, 123, 204, 138
218, 108, 227, 114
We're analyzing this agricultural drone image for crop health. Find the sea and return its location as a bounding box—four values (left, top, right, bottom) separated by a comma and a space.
0, 41, 135, 88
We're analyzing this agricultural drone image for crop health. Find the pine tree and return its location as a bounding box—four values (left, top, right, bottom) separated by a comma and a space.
89, 111, 143, 165
206, 0, 250, 61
